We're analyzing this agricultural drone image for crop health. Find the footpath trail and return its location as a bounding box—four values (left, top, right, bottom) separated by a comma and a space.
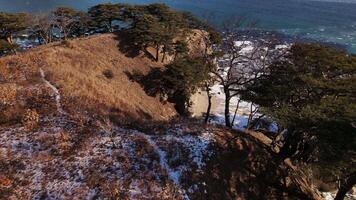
39, 68, 66, 115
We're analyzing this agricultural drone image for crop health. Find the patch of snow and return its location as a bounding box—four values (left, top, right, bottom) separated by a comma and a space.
137, 132, 180, 183
208, 84, 252, 130
164, 131, 215, 169
39, 68, 65, 115
234, 41, 254, 54
322, 192, 335, 200
0, 116, 217, 199
129, 179, 143, 198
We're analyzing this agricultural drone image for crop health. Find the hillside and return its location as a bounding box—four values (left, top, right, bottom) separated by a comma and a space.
0, 34, 323, 199
1, 33, 177, 124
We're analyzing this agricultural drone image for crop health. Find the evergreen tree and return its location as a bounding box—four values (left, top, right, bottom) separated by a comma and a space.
173, 41, 189, 60
124, 3, 219, 62
0, 39, 18, 55
88, 3, 125, 32
29, 12, 55, 44
242, 43, 356, 197
127, 14, 169, 61
52, 7, 78, 40
70, 11, 92, 37
163, 56, 212, 115
0, 12, 28, 45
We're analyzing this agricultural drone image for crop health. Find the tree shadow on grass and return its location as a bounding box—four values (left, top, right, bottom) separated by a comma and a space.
125, 67, 166, 100
113, 31, 156, 61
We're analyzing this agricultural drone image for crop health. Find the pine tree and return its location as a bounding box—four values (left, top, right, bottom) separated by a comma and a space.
242, 44, 356, 198
0, 12, 28, 45
127, 14, 169, 61
52, 7, 78, 40
163, 56, 211, 115
88, 3, 125, 33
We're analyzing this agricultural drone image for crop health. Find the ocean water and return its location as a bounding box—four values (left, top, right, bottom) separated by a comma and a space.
1, 0, 356, 53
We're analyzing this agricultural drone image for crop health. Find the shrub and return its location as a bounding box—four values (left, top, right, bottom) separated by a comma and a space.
0, 84, 16, 107
0, 84, 23, 124
22, 109, 39, 130
102, 69, 114, 79
61, 40, 73, 48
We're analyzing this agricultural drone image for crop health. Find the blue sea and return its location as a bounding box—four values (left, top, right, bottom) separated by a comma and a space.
1, 0, 356, 53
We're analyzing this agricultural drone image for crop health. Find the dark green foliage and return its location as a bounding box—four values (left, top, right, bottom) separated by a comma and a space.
89, 3, 218, 61
88, 3, 126, 32
53, 7, 93, 39
70, 11, 92, 37
0, 39, 18, 55
128, 56, 212, 116
174, 41, 189, 58
122, 3, 220, 62
0, 12, 28, 43
52, 7, 79, 39
127, 14, 167, 51
243, 44, 355, 129
125, 4, 181, 61
242, 43, 356, 180
0, 3, 220, 58
163, 56, 212, 115
0, 12, 26, 55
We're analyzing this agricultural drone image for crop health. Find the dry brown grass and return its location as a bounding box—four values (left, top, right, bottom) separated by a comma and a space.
0, 34, 177, 123
21, 109, 39, 131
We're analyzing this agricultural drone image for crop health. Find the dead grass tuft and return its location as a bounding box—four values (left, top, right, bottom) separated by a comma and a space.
22, 109, 39, 131
61, 40, 74, 48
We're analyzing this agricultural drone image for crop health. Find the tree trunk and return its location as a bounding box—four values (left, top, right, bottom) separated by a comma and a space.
109, 20, 113, 32
335, 172, 356, 200
231, 99, 241, 126
156, 44, 160, 62
6, 35, 13, 44
247, 103, 254, 129
279, 130, 301, 160
6, 35, 17, 54
204, 85, 212, 124
162, 50, 166, 63
224, 87, 232, 127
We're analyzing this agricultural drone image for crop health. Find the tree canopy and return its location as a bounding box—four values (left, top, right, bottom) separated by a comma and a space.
88, 3, 126, 32
0, 12, 28, 43
0, 3, 220, 58
242, 43, 356, 179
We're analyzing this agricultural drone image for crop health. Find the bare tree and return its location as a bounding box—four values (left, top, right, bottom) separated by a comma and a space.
231, 98, 241, 126
30, 12, 55, 44
213, 17, 286, 127
246, 103, 259, 128
53, 7, 78, 40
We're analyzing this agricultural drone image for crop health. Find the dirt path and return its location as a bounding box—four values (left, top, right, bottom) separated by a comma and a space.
39, 68, 65, 115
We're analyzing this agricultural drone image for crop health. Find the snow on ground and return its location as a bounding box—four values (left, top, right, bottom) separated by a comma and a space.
322, 192, 356, 200
0, 115, 216, 199
194, 39, 290, 132
207, 84, 253, 130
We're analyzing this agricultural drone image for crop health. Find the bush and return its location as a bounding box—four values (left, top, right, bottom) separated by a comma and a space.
0, 39, 18, 56
0, 84, 23, 124
102, 69, 114, 79
61, 40, 73, 48
22, 109, 39, 130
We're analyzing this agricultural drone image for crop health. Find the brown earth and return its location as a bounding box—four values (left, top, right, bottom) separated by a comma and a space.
0, 32, 323, 200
